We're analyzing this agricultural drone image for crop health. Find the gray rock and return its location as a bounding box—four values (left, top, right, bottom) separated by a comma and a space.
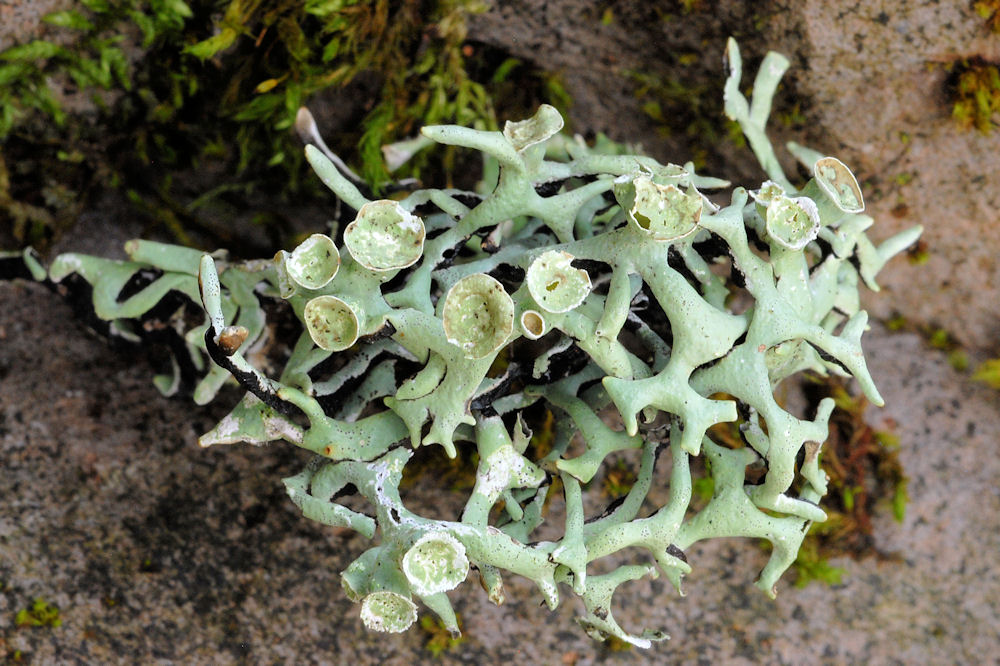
469, 0, 1000, 350
0, 0, 73, 50
2, 287, 998, 662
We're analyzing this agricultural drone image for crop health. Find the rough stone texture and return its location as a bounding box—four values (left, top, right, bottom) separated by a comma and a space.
3, 1, 1000, 661
467, 0, 774, 184
5, 0, 999, 349
468, 0, 1000, 352
2, 288, 999, 662
0, 0, 72, 50
774, 1, 1000, 353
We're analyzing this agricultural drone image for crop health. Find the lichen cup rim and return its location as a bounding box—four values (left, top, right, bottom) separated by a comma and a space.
616, 175, 703, 242
303, 294, 360, 351
526, 250, 592, 314
765, 194, 821, 250
401, 531, 470, 596
520, 309, 547, 339
812, 156, 865, 214
286, 233, 340, 290
359, 590, 418, 633
345, 200, 426, 272
442, 273, 515, 359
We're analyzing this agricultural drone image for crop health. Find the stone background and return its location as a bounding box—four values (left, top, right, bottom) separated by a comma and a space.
467, 0, 1000, 352
3, 272, 999, 663
3, 0, 1000, 350
3, 0, 1000, 663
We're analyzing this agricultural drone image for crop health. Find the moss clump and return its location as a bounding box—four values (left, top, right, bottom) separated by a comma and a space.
949, 58, 1000, 134
15, 597, 62, 628
792, 377, 907, 587
419, 614, 465, 656
0, 1, 565, 251
972, 359, 1000, 389
601, 458, 637, 498
974, 0, 1000, 33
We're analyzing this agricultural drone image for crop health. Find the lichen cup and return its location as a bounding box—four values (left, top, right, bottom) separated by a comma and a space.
526, 250, 592, 313
801, 156, 865, 225
401, 531, 470, 597
615, 176, 702, 242
359, 590, 418, 633
344, 200, 425, 272
273, 233, 340, 297
503, 103, 564, 152
764, 194, 821, 251
520, 309, 547, 339
303, 294, 360, 351
442, 273, 515, 359
288, 233, 340, 288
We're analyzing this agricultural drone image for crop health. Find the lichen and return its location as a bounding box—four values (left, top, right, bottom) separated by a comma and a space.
33, 40, 920, 647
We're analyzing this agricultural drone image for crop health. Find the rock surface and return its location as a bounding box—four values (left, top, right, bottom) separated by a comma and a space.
4, 0, 999, 349
468, 0, 1000, 351
2, 1, 1000, 662
2, 285, 999, 663
0, 0, 72, 50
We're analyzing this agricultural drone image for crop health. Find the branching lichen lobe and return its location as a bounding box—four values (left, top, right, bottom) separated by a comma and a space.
43, 40, 920, 648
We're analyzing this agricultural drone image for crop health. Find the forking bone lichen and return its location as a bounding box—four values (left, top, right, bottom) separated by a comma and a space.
43, 39, 922, 647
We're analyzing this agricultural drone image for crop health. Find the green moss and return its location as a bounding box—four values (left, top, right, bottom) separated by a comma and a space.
885, 313, 908, 331
1, 1, 566, 250
15, 597, 62, 628
419, 614, 465, 656
949, 58, 1000, 134
928, 328, 952, 350
972, 358, 1000, 389
906, 240, 929, 265
792, 538, 845, 588
601, 459, 637, 498
947, 350, 970, 372
892, 172, 914, 186
791, 376, 909, 587
974, 0, 1000, 33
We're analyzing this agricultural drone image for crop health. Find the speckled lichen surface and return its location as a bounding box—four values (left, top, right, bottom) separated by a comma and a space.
38, 41, 920, 646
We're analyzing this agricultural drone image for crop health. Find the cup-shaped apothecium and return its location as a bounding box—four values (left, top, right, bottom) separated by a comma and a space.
359, 591, 418, 633
520, 309, 547, 339
526, 250, 592, 314
442, 273, 515, 359
401, 531, 470, 597
765, 194, 821, 251
502, 103, 564, 152
273, 233, 341, 297
345, 200, 426, 272
615, 176, 703, 242
304, 294, 360, 351
285, 233, 340, 290
812, 156, 864, 215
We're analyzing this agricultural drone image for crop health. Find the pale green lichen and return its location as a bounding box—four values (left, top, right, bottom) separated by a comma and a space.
38, 39, 921, 648
526, 250, 592, 314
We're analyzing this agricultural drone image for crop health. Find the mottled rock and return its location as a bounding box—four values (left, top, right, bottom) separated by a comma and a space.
2, 289, 998, 662
0, 0, 73, 50
469, 0, 1000, 351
